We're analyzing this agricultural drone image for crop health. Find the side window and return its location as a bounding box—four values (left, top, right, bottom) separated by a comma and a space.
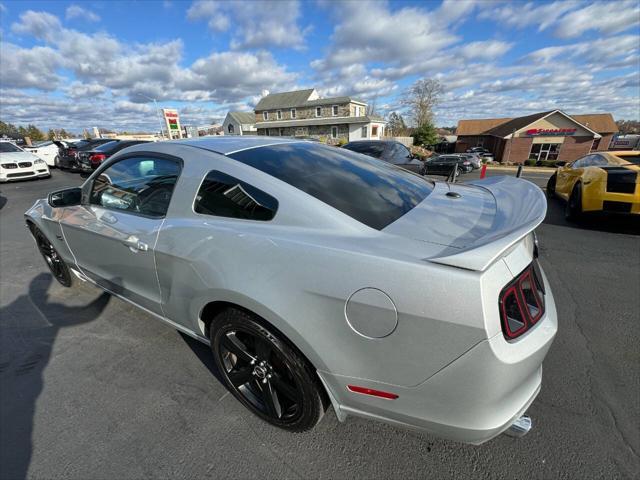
194, 170, 278, 221
572, 158, 586, 168
90, 156, 181, 217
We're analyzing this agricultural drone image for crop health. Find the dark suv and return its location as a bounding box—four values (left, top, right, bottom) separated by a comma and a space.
421, 155, 472, 176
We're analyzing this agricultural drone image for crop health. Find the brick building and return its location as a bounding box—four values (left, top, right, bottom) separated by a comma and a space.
253, 89, 386, 142
456, 110, 618, 164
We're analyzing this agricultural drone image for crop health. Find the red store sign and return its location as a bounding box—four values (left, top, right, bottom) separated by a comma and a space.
525, 128, 577, 136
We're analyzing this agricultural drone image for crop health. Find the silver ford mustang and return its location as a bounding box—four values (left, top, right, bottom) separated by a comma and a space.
25, 137, 557, 444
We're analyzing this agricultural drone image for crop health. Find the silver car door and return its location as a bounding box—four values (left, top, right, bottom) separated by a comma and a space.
60, 155, 182, 315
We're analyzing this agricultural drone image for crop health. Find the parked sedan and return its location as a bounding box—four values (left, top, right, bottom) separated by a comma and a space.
22, 141, 60, 167
0, 141, 50, 182
78, 140, 150, 171
421, 154, 472, 176
342, 140, 423, 173
55, 138, 114, 170
26, 137, 556, 444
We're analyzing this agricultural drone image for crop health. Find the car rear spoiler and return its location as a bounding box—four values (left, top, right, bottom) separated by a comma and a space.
428, 176, 546, 271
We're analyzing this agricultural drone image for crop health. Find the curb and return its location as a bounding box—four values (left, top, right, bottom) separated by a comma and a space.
485, 165, 556, 173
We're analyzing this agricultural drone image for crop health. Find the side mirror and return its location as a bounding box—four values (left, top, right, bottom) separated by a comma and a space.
48, 187, 82, 208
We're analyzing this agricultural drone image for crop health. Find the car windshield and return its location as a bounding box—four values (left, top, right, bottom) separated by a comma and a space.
342, 142, 386, 159
94, 141, 120, 152
0, 142, 22, 153
230, 142, 434, 230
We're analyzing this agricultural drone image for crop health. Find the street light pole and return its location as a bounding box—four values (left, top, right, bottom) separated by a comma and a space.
135, 93, 165, 140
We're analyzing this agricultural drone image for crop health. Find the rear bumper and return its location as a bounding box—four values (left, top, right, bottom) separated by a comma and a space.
319, 269, 558, 445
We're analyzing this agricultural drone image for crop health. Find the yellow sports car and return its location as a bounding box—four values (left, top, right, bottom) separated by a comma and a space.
546, 150, 640, 220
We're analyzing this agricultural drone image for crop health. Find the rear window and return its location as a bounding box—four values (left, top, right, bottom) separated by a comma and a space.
342, 142, 386, 159
229, 143, 433, 230
94, 141, 120, 152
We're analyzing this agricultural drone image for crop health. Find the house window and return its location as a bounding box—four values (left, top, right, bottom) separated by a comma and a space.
332, 105, 339, 116
316, 107, 321, 117
331, 126, 338, 139
372, 125, 378, 137
361, 126, 368, 138
355, 106, 360, 117
228, 124, 234, 134
277, 110, 282, 120
263, 111, 268, 121
279, 128, 284, 136
291, 108, 296, 119
590, 138, 601, 152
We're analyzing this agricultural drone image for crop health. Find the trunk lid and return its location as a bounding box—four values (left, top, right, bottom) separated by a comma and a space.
383, 176, 546, 271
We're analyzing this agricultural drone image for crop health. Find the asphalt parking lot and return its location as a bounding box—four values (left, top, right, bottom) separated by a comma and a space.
1, 168, 639, 479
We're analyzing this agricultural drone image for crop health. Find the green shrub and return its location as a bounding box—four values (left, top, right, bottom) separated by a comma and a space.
524, 160, 536, 166
541, 160, 557, 167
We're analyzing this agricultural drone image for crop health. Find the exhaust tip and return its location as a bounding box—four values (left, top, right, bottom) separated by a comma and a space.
504, 414, 532, 438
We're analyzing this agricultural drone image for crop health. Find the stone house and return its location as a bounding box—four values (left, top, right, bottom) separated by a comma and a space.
254, 89, 386, 142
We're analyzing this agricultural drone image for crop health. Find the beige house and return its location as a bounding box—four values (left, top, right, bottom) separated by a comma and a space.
254, 89, 386, 142
222, 111, 257, 136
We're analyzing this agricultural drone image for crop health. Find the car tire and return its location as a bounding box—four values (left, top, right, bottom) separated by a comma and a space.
546, 173, 557, 198
54, 155, 60, 168
565, 183, 583, 222
210, 308, 324, 432
31, 226, 73, 287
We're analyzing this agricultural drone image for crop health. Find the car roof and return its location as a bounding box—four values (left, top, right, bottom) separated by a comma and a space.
175, 136, 306, 156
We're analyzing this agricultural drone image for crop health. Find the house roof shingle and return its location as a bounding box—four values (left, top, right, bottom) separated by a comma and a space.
228, 111, 255, 125
254, 89, 316, 110
457, 111, 618, 137
255, 89, 367, 111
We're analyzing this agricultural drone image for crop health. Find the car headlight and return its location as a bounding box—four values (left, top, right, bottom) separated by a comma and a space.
34, 159, 46, 165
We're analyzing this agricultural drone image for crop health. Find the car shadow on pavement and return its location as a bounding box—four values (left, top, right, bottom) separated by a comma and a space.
178, 332, 225, 385
0, 273, 110, 480
543, 197, 640, 235
0, 193, 7, 210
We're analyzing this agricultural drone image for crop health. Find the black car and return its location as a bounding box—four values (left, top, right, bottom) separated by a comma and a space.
78, 140, 150, 171
342, 140, 423, 173
54, 139, 115, 170
421, 155, 472, 177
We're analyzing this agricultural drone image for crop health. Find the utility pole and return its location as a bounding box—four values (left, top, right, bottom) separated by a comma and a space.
505, 128, 516, 164
135, 93, 165, 140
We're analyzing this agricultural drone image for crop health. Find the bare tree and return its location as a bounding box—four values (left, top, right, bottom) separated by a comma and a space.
366, 96, 378, 116
401, 78, 443, 128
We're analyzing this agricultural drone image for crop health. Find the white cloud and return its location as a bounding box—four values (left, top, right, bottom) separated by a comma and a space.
552, 0, 640, 38
458, 40, 513, 61
65, 5, 100, 22
187, 0, 309, 50
0, 42, 63, 90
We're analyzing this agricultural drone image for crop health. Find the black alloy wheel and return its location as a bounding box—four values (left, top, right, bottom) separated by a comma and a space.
33, 227, 73, 287
565, 183, 583, 222
546, 173, 557, 198
211, 309, 324, 432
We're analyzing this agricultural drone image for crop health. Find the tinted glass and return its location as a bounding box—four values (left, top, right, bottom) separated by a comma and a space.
229, 143, 433, 230
614, 153, 640, 165
94, 141, 119, 152
0, 143, 22, 153
342, 142, 385, 159
390, 143, 411, 164
90, 156, 181, 217
194, 170, 278, 221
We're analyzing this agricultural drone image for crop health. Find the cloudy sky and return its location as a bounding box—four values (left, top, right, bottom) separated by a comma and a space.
1, 0, 639, 132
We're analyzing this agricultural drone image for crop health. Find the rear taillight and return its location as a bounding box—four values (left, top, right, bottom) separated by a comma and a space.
499, 262, 546, 340
89, 153, 106, 165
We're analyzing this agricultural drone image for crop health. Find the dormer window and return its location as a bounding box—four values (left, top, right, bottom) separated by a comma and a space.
263, 111, 268, 121
277, 110, 282, 120
332, 105, 339, 116
315, 107, 321, 117
291, 108, 296, 119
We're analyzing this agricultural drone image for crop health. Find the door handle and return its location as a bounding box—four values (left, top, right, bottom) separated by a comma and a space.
122, 236, 148, 252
